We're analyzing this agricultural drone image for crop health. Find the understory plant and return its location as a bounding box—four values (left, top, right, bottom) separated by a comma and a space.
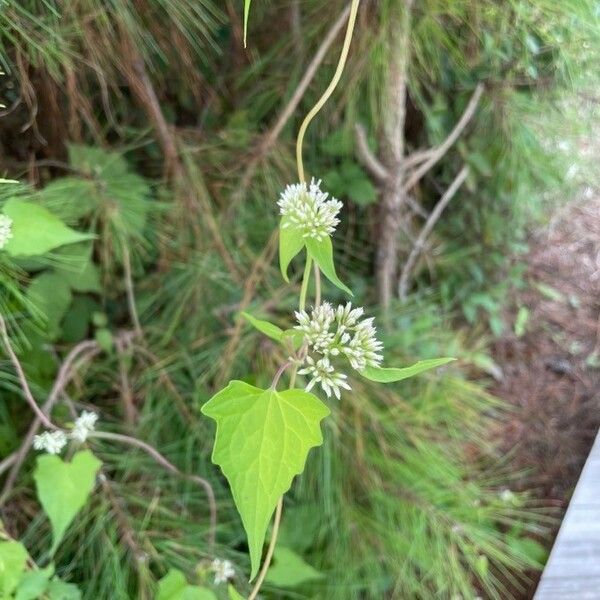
200, 2, 452, 598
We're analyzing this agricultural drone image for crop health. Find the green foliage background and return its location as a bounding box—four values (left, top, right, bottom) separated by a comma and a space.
0, 0, 598, 598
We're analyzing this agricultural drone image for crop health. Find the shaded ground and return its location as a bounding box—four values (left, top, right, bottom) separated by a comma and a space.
491, 191, 600, 597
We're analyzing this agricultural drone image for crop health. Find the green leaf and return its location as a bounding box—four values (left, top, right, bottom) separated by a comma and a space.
47, 578, 81, 600
0, 541, 28, 596
279, 225, 305, 282
243, 0, 252, 47
305, 237, 352, 296
361, 358, 455, 383
265, 546, 323, 588
241, 312, 283, 342
514, 306, 529, 337
27, 272, 72, 340
34, 450, 102, 554
15, 569, 52, 600
157, 569, 217, 600
228, 586, 245, 600
201, 382, 330, 580
347, 177, 377, 206
3, 199, 94, 257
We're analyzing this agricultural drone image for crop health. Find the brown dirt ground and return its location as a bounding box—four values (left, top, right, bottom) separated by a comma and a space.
490, 192, 600, 597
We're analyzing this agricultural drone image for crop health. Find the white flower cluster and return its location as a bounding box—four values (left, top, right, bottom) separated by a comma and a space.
278, 179, 342, 241
295, 302, 384, 399
71, 410, 98, 442
0, 214, 13, 249
211, 558, 235, 585
33, 411, 99, 454
33, 430, 67, 455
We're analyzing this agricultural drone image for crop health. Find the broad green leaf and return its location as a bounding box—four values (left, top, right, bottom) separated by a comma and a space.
281, 328, 304, 350
157, 569, 217, 600
0, 541, 28, 596
243, 0, 252, 47
348, 176, 377, 206
15, 568, 52, 600
34, 450, 102, 554
361, 358, 455, 383
3, 199, 94, 257
201, 382, 329, 580
46, 578, 81, 600
265, 546, 323, 588
305, 237, 352, 295
279, 225, 305, 282
241, 312, 283, 342
228, 586, 245, 600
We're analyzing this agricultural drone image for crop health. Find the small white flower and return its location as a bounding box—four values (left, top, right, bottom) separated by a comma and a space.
294, 302, 384, 398
299, 356, 351, 399
33, 430, 67, 454
499, 488, 515, 503
70, 410, 98, 442
0, 214, 13, 249
211, 558, 235, 585
278, 179, 342, 240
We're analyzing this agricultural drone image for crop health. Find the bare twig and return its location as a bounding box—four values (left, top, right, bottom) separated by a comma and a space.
236, 4, 353, 196
398, 166, 469, 301
354, 123, 389, 182
115, 335, 137, 427
1, 340, 100, 501
402, 84, 483, 193
0, 315, 56, 430
121, 242, 143, 339
91, 431, 217, 547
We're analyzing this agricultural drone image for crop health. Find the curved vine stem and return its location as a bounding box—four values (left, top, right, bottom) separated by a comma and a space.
248, 497, 283, 600
295, 0, 361, 184
249, 1, 361, 597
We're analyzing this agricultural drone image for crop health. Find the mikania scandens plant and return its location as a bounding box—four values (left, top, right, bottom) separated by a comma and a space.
201, 1, 453, 597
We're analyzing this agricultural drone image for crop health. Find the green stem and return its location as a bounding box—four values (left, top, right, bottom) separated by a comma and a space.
295, 0, 361, 183
299, 255, 313, 311
251, 2, 361, 596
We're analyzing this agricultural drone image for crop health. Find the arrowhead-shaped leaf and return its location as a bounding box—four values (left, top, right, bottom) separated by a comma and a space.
360, 358, 455, 383
279, 225, 305, 282
34, 450, 102, 554
305, 237, 352, 295
240, 312, 283, 342
201, 381, 329, 580
3, 199, 94, 257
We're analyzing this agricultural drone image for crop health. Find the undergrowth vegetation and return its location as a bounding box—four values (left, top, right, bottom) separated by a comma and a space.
0, 1, 598, 598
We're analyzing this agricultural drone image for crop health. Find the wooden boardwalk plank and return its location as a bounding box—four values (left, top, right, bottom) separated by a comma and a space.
534, 432, 600, 599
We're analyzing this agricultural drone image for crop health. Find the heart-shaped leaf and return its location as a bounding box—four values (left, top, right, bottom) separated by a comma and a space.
279, 225, 305, 282
201, 381, 329, 580
34, 450, 102, 554
305, 237, 352, 295
360, 358, 455, 383
3, 199, 94, 257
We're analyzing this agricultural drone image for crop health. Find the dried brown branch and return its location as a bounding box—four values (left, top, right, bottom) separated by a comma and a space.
91, 431, 217, 547
119, 32, 182, 179
354, 123, 389, 182
402, 84, 483, 193
0, 340, 100, 502
0, 315, 56, 430
398, 165, 469, 301
236, 4, 353, 196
